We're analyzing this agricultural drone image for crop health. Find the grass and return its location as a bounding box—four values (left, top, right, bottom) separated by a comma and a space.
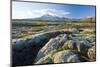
12, 21, 95, 39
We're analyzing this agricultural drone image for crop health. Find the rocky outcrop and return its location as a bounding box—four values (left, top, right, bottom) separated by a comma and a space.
12, 29, 96, 66
12, 31, 71, 66
34, 33, 95, 64
34, 34, 67, 62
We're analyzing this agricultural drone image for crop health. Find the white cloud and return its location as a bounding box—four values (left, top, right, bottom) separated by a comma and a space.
13, 8, 70, 19
32, 9, 70, 17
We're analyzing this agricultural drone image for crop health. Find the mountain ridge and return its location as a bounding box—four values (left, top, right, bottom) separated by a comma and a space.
12, 14, 96, 22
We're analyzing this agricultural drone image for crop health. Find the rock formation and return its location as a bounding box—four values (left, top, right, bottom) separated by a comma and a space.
12, 29, 96, 66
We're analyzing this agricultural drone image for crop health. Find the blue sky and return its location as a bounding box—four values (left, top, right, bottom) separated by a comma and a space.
12, 1, 96, 19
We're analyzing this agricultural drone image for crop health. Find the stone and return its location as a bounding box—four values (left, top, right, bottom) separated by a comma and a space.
35, 34, 68, 62
76, 41, 90, 55
72, 28, 80, 34
52, 50, 80, 63
34, 54, 53, 64
63, 40, 77, 50
87, 45, 96, 61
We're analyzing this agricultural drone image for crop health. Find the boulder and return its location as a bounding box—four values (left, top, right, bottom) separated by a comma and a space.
87, 45, 96, 61
35, 34, 68, 62
86, 36, 96, 43
63, 40, 77, 50
52, 50, 80, 63
63, 40, 92, 56
76, 41, 90, 55
35, 54, 53, 64
71, 28, 80, 34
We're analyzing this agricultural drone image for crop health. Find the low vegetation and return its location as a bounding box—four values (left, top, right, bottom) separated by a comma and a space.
12, 20, 96, 66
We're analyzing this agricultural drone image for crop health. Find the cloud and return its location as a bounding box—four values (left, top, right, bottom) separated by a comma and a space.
32, 9, 70, 17
13, 8, 70, 19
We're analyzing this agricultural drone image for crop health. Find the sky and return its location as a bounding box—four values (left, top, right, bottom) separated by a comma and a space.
12, 1, 96, 19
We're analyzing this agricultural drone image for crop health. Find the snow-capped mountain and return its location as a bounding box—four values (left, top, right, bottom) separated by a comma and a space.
34, 14, 72, 21
12, 14, 95, 23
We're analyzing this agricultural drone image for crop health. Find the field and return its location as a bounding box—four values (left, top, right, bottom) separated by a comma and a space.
12, 20, 96, 66
12, 20, 95, 41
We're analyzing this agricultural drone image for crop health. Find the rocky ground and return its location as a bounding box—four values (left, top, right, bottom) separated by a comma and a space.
12, 28, 96, 66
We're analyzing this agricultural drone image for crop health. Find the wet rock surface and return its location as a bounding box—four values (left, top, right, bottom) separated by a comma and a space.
12, 30, 96, 66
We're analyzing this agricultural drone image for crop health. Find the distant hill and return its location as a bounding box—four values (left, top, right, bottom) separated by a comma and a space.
80, 16, 96, 22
